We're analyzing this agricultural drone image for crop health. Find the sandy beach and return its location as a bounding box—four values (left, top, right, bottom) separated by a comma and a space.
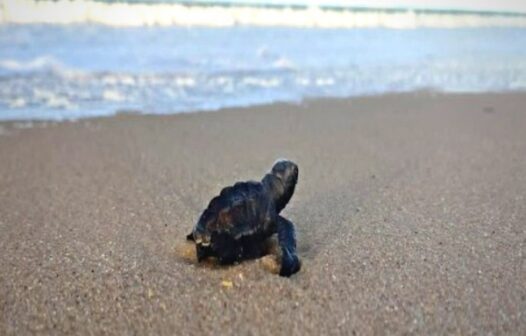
1, 92, 525, 335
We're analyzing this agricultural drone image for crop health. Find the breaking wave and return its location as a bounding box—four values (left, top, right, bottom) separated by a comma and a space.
0, 56, 75, 75
2, 62, 526, 120
1, 0, 526, 28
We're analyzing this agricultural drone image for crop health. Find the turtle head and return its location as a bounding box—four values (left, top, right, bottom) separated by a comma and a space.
264, 159, 299, 212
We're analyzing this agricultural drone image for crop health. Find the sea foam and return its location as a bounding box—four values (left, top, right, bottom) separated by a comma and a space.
1, 0, 526, 28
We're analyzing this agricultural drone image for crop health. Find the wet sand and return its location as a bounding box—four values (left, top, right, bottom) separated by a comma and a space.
1, 92, 525, 335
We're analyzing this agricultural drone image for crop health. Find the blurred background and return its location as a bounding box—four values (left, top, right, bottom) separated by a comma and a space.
1, 0, 525, 120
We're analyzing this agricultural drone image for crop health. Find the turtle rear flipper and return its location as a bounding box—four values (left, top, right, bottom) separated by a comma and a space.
196, 244, 213, 262
212, 232, 243, 265
277, 216, 301, 276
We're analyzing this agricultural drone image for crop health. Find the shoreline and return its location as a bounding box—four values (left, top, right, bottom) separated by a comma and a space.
1, 92, 526, 334
1, 90, 525, 126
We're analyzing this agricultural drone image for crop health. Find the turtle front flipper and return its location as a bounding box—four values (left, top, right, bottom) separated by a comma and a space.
277, 216, 301, 277
186, 232, 195, 241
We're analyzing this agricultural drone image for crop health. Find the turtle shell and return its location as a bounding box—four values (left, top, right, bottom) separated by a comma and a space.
194, 181, 275, 242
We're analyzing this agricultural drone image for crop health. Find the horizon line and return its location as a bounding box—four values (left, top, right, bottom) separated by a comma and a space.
94, 0, 526, 17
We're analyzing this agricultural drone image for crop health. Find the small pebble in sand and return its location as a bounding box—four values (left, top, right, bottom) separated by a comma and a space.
147, 288, 154, 299
221, 280, 233, 288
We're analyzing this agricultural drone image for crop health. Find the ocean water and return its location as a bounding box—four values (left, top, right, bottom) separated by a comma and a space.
1, 1, 526, 120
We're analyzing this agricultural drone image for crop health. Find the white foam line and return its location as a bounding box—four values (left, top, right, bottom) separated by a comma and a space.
1, 0, 526, 28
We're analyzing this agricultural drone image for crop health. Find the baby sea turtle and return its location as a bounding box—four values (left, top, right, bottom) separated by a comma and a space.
187, 159, 300, 276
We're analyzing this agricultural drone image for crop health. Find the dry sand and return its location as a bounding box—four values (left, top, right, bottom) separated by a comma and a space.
1, 92, 525, 335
